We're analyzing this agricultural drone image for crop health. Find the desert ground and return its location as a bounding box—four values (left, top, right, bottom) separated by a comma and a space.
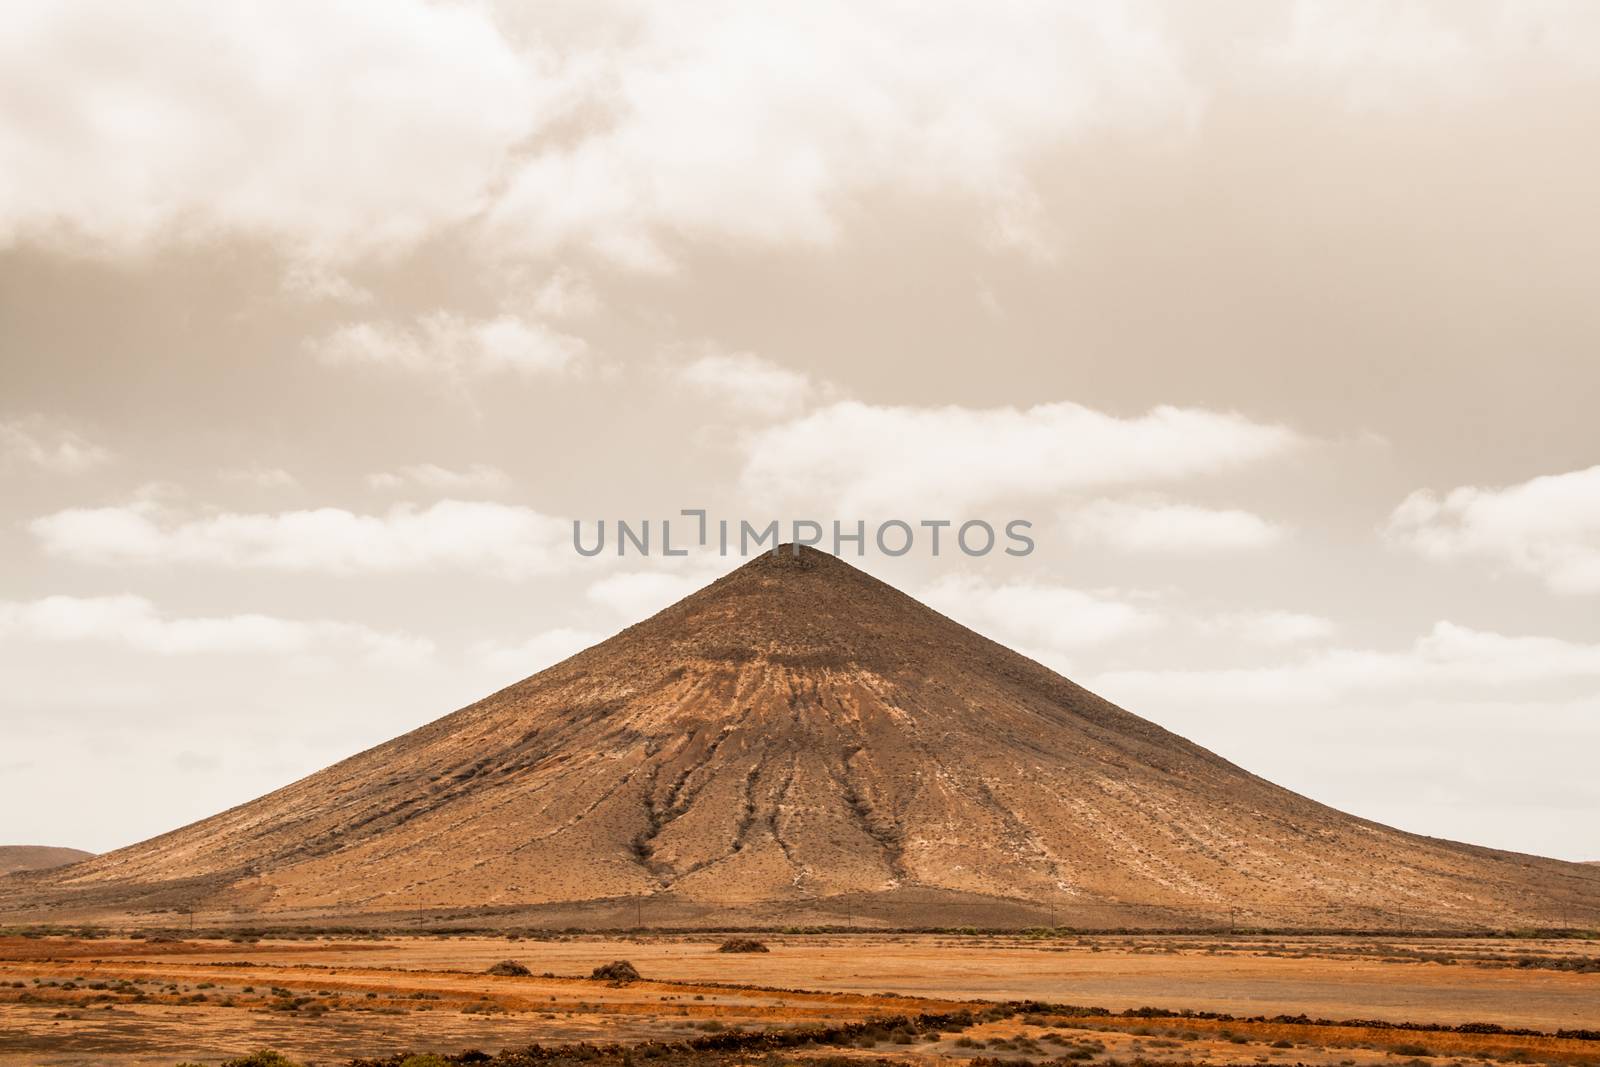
2, 930, 1596, 1066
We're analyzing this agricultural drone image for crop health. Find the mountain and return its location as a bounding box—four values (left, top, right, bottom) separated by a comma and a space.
4, 548, 1596, 930
0, 846, 94, 877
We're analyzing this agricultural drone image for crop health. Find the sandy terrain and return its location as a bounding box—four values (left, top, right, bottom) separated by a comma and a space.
2, 932, 1596, 1065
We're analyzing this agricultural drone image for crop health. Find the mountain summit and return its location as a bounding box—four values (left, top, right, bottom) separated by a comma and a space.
6, 547, 1596, 929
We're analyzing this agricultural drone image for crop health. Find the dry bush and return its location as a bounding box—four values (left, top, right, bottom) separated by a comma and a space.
486, 960, 532, 977
591, 959, 641, 983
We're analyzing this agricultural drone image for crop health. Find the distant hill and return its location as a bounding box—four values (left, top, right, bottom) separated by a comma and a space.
3, 547, 1598, 930
0, 846, 93, 876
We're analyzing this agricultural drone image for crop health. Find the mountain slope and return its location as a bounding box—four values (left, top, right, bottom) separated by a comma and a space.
5, 548, 1596, 929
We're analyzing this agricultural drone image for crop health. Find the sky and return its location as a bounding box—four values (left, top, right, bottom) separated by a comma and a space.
2, 0, 1598, 862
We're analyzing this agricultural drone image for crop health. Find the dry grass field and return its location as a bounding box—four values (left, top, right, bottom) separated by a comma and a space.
1, 931, 1596, 1066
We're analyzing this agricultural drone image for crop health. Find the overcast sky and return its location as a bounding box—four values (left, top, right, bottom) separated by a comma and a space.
2, 0, 1598, 862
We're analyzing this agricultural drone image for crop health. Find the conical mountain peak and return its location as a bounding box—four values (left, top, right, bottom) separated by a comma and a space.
595, 545, 964, 674
6, 550, 1597, 930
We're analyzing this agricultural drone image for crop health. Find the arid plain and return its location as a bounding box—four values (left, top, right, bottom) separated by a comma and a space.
2, 929, 1598, 1066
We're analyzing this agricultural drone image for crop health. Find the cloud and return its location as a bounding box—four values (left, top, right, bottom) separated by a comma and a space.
1263, 1, 1600, 110
586, 565, 723, 621
0, 416, 111, 473
367, 463, 510, 494
674, 351, 824, 418
470, 627, 604, 678
220, 465, 299, 490
1205, 609, 1336, 646
1065, 498, 1286, 553
1385, 464, 1600, 594
30, 500, 568, 579
741, 401, 1301, 514
7, 3, 1599, 272
920, 575, 1163, 666
482, 5, 1196, 267
1093, 621, 1600, 710
0, 2, 1194, 268
0, 594, 430, 663
923, 573, 1332, 657
280, 260, 372, 305
310, 313, 585, 380
0, 0, 543, 260
529, 268, 601, 319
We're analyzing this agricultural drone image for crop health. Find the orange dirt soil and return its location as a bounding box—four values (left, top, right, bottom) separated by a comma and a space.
2, 932, 1598, 1065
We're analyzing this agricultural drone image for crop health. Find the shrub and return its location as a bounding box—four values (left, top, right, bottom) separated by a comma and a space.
221, 1052, 305, 1067
717, 938, 769, 953
486, 959, 532, 977
592, 960, 641, 982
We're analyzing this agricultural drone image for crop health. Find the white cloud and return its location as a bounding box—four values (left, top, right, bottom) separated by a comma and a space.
280, 260, 371, 305
30, 500, 568, 579
470, 627, 604, 677
921, 574, 1163, 665
0, 594, 430, 664
674, 351, 823, 418
529, 268, 600, 319
1385, 464, 1600, 594
221, 465, 299, 490
311, 313, 585, 380
1205, 609, 1336, 646
483, 4, 1193, 266
1093, 621, 1600, 710
367, 463, 510, 494
1066, 498, 1286, 553
586, 568, 719, 621
0, 2, 1194, 268
0, 416, 111, 473
1264, 1, 1600, 110
741, 401, 1301, 514
0, 0, 543, 260
7, 3, 1598, 272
